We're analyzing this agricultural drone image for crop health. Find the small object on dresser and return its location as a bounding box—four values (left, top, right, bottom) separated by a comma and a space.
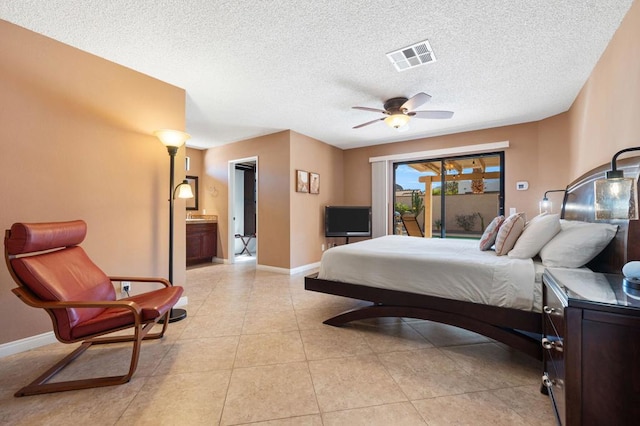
622, 261, 640, 289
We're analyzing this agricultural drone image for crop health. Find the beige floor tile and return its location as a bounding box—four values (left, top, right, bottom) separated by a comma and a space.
179, 310, 246, 339
152, 336, 238, 375
300, 327, 373, 360
408, 320, 492, 347
247, 293, 294, 312
0, 263, 556, 425
0, 376, 145, 425
492, 385, 557, 425
52, 339, 172, 382
294, 307, 346, 330
354, 322, 434, 353
412, 391, 530, 425
235, 331, 306, 367
236, 415, 323, 426
378, 348, 489, 399
322, 402, 426, 426
440, 343, 540, 389
308, 355, 407, 412
242, 309, 299, 334
116, 370, 230, 425
220, 362, 318, 425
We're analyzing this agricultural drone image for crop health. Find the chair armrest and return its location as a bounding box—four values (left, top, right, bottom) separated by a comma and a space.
108, 276, 172, 288
12, 287, 143, 318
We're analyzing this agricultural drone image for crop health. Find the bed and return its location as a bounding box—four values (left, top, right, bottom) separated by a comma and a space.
305, 157, 640, 360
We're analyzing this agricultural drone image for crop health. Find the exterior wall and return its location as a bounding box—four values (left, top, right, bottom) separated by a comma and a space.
343, 123, 544, 222
0, 22, 186, 344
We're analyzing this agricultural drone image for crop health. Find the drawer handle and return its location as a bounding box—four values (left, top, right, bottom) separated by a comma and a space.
541, 337, 564, 352
543, 305, 556, 315
541, 374, 554, 388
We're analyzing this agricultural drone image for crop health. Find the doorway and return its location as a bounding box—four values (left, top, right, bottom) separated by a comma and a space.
228, 157, 258, 263
393, 152, 504, 238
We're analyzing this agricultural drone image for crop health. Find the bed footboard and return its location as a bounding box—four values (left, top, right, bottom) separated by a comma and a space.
305, 273, 542, 360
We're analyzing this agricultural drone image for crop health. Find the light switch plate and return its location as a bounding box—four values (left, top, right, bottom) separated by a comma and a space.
516, 181, 529, 191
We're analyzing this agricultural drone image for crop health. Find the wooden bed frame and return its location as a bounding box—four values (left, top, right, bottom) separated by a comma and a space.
305, 157, 640, 360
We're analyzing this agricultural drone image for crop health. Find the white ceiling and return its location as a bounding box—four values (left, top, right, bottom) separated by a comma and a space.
1, 1, 634, 150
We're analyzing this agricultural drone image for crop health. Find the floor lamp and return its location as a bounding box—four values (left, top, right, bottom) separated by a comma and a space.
154, 129, 193, 323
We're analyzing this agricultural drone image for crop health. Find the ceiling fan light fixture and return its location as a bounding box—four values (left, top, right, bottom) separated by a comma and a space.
384, 113, 410, 129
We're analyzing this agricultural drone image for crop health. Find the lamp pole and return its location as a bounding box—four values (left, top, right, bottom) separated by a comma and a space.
154, 129, 191, 323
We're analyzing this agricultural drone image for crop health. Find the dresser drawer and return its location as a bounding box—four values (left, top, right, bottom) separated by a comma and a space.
543, 281, 565, 339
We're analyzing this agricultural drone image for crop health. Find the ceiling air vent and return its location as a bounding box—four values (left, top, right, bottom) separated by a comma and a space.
386, 40, 436, 72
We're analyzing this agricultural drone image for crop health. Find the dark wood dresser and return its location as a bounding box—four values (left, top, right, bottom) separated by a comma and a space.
542, 268, 640, 425
186, 221, 217, 266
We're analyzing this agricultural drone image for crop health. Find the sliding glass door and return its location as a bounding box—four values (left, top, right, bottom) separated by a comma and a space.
393, 152, 504, 238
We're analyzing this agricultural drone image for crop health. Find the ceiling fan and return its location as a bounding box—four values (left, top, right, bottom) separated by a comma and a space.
352, 92, 454, 130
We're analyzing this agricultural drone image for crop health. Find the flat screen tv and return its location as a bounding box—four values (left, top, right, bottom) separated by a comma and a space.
325, 206, 371, 238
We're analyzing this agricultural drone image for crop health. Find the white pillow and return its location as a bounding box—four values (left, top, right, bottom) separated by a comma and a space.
508, 214, 561, 259
539, 221, 618, 268
479, 215, 505, 251
495, 212, 526, 256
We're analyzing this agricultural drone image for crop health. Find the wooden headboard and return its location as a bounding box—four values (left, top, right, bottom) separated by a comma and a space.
561, 156, 640, 273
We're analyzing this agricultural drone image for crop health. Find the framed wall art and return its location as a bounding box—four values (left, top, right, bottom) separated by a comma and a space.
296, 170, 309, 193
309, 172, 320, 194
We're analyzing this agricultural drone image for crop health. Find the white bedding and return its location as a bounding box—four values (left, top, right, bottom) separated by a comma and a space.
318, 235, 541, 312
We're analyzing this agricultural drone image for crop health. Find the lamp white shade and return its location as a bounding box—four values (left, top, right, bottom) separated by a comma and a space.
154, 129, 191, 147
594, 177, 639, 220
175, 181, 194, 199
384, 114, 410, 129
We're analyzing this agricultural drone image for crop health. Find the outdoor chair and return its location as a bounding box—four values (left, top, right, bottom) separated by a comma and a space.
4, 220, 183, 397
401, 215, 424, 237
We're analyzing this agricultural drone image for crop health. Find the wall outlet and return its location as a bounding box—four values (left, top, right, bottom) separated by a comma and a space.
121, 281, 131, 293
321, 244, 325, 251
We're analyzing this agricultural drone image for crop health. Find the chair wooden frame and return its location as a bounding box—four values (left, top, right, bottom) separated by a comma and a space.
4, 223, 181, 397
9, 275, 172, 397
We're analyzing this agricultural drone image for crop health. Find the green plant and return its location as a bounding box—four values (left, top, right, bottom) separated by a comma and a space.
395, 202, 411, 215
455, 213, 478, 231
434, 219, 442, 231
411, 191, 424, 215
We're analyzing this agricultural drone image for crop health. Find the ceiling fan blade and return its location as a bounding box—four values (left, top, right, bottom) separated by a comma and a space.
352, 106, 388, 114
410, 110, 454, 119
401, 92, 432, 112
353, 117, 385, 129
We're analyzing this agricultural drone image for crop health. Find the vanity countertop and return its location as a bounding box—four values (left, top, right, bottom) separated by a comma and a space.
186, 215, 217, 224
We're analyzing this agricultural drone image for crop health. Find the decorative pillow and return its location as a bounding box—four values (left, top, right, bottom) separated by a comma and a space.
479, 215, 505, 251
524, 211, 547, 227
539, 221, 618, 268
494, 212, 526, 256
508, 214, 561, 259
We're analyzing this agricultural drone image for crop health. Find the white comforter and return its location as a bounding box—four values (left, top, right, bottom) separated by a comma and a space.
318, 235, 537, 311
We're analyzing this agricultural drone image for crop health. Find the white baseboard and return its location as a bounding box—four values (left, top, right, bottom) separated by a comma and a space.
174, 296, 188, 308
257, 261, 320, 275
0, 331, 57, 358
1, 296, 189, 358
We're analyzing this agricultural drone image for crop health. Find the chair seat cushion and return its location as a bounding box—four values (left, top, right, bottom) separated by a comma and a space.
71, 286, 183, 339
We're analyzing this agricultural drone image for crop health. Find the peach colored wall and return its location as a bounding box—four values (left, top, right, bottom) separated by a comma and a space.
289, 132, 344, 268
203, 132, 291, 268
0, 21, 186, 345
343, 123, 546, 221
567, 0, 640, 177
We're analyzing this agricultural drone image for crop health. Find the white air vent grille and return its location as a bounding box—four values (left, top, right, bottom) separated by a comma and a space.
386, 40, 436, 72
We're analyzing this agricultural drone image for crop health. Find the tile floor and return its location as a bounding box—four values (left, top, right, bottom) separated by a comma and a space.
0, 262, 556, 425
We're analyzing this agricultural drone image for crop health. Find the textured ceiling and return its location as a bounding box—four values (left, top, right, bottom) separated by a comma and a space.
0, 1, 634, 150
